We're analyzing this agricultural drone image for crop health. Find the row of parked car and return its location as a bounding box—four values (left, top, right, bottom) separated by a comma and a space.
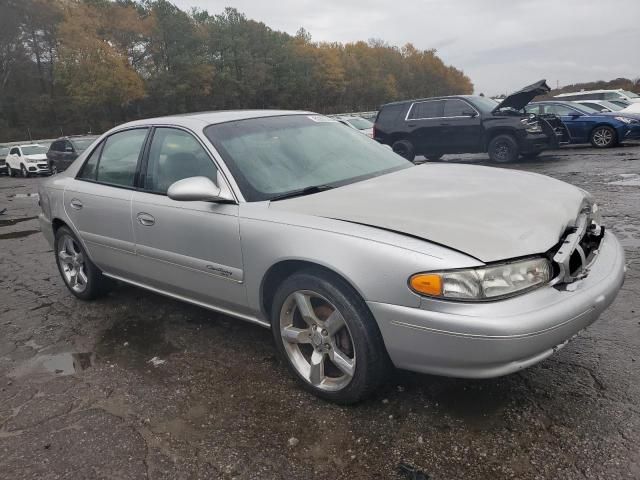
372, 81, 640, 163
0, 135, 97, 177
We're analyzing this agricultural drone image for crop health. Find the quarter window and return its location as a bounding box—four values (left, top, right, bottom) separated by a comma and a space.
407, 100, 444, 120
95, 129, 148, 187
444, 99, 475, 117
144, 128, 218, 194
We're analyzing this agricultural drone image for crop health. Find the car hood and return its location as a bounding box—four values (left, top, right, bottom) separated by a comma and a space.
269, 164, 587, 262
25, 154, 47, 160
493, 79, 551, 113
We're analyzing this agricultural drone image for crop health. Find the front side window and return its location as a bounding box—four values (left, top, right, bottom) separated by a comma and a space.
144, 128, 218, 194
96, 129, 148, 187
444, 99, 475, 117
548, 105, 582, 116
205, 115, 410, 201
407, 100, 444, 120
10, 148, 19, 155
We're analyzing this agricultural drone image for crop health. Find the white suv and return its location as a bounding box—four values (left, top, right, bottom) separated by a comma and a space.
6, 144, 51, 177
554, 89, 640, 104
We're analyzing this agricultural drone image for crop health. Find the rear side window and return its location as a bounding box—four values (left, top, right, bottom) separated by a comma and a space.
376, 103, 406, 126
78, 143, 103, 180
407, 100, 444, 120
96, 129, 147, 187
143, 128, 218, 194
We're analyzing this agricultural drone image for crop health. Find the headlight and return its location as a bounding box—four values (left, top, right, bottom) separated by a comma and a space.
614, 116, 634, 124
26, 157, 39, 163
409, 257, 552, 301
521, 118, 542, 133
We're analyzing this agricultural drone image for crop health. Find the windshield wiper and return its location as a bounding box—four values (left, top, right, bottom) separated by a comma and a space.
270, 184, 334, 201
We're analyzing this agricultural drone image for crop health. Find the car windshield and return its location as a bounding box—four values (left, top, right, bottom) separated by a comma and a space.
622, 90, 639, 98
469, 96, 499, 113
72, 138, 96, 151
205, 115, 411, 201
345, 117, 374, 130
21, 145, 48, 155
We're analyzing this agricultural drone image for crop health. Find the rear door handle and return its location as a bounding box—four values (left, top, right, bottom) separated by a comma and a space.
137, 212, 155, 226
69, 199, 83, 210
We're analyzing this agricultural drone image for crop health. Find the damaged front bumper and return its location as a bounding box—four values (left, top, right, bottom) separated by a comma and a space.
369, 231, 625, 378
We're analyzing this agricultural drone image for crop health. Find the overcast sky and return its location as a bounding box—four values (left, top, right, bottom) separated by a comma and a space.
170, 0, 640, 95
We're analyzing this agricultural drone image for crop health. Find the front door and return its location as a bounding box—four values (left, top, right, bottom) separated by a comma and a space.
547, 104, 592, 143
64, 128, 149, 277
131, 127, 247, 313
440, 99, 483, 153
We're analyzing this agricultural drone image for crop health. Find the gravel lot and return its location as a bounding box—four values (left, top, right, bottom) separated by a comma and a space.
1, 144, 639, 480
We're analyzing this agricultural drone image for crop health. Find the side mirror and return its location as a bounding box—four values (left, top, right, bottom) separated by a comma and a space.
568, 112, 583, 118
167, 176, 232, 202
463, 110, 478, 118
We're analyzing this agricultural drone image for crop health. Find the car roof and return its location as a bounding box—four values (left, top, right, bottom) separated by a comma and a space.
381, 95, 477, 107
555, 89, 624, 97
119, 110, 315, 130
17, 144, 45, 148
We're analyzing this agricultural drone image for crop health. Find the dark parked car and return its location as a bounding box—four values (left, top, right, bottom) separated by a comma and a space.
525, 101, 640, 148
47, 135, 98, 173
0, 146, 9, 175
374, 80, 568, 163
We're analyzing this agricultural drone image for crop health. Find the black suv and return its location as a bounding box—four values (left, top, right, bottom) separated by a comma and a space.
374, 80, 568, 163
47, 135, 98, 173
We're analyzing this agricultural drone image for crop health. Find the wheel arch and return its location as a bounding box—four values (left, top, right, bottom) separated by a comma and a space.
484, 127, 518, 150
259, 259, 369, 324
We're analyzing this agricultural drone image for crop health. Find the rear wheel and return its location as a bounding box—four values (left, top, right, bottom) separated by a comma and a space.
590, 126, 617, 148
54, 227, 111, 300
488, 134, 519, 163
271, 269, 390, 404
391, 140, 415, 162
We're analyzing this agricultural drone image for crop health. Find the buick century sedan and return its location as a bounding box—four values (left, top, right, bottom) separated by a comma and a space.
38, 111, 626, 403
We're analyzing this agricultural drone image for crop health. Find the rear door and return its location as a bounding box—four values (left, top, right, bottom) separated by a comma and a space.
405, 100, 445, 154
64, 128, 149, 277
130, 126, 247, 312
440, 99, 483, 152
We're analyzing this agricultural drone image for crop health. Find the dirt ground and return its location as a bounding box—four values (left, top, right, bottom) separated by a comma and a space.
1, 144, 639, 480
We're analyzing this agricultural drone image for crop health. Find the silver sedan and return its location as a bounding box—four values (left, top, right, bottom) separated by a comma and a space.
38, 111, 626, 403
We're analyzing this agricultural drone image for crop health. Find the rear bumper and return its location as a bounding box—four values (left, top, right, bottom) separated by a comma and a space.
369, 232, 625, 378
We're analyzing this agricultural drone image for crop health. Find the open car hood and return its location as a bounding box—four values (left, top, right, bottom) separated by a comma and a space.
270, 164, 587, 263
493, 79, 551, 113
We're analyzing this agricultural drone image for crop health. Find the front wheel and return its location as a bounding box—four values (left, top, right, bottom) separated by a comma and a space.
54, 227, 111, 300
391, 140, 416, 162
20, 164, 29, 177
50, 162, 58, 175
488, 134, 519, 163
7, 166, 14, 177
271, 269, 390, 404
590, 126, 617, 148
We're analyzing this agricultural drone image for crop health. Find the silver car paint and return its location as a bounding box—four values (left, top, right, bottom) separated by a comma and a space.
269, 164, 587, 262
38, 110, 625, 378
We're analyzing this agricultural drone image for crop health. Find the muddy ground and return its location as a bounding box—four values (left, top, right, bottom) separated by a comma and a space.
1, 144, 639, 480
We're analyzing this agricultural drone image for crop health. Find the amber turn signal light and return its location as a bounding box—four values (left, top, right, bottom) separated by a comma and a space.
409, 273, 443, 296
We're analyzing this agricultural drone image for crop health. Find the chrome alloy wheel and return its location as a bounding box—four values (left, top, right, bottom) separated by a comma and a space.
57, 234, 88, 293
279, 290, 356, 391
592, 127, 613, 147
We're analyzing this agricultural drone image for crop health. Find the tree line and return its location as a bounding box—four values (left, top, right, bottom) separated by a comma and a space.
0, 0, 473, 142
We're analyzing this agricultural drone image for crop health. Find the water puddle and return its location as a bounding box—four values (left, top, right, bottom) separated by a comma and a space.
0, 229, 39, 240
7, 192, 39, 199
608, 173, 640, 187
10, 352, 94, 378
0, 215, 37, 227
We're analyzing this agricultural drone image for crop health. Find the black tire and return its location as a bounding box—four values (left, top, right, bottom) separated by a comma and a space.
391, 140, 416, 162
425, 153, 443, 162
488, 134, 519, 163
271, 268, 391, 404
7, 166, 14, 177
590, 126, 617, 148
521, 150, 542, 160
50, 162, 58, 175
20, 164, 29, 178
54, 226, 111, 300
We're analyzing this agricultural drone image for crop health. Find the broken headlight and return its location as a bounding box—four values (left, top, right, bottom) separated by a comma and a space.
520, 117, 542, 134
409, 257, 552, 301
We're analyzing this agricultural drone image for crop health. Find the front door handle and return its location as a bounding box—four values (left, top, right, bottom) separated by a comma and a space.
407, 123, 417, 127
137, 212, 155, 226
69, 199, 83, 210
